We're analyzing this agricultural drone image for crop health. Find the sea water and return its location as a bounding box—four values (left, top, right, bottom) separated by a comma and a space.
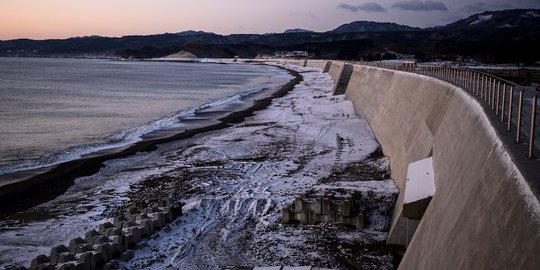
0, 58, 291, 177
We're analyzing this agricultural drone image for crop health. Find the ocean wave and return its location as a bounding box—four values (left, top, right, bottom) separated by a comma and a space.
0, 85, 278, 177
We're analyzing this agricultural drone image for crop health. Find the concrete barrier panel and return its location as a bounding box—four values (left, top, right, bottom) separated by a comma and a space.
306, 60, 329, 70
340, 64, 540, 269
327, 62, 344, 82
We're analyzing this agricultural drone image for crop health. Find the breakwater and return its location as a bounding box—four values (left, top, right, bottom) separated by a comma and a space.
284, 59, 540, 269
24, 201, 182, 270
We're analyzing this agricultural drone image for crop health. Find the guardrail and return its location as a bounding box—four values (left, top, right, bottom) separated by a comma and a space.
352, 61, 539, 160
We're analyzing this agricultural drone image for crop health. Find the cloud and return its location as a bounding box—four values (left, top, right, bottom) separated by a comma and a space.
460, 1, 514, 14
337, 2, 387, 13
391, 1, 448, 11
337, 3, 359, 12
461, 2, 488, 13
358, 3, 387, 12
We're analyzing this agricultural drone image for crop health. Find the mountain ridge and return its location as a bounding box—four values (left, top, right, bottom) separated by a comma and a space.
331, 21, 420, 33
1, 9, 539, 63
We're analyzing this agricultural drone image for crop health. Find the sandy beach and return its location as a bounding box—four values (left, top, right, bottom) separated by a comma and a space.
0, 64, 401, 269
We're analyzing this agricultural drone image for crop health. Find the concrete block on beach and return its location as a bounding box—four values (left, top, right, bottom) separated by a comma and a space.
336, 212, 343, 223
127, 226, 142, 244
102, 260, 118, 270
113, 215, 134, 229
164, 203, 183, 221
93, 251, 104, 267
68, 237, 90, 254
308, 209, 316, 224
109, 242, 122, 257
157, 199, 169, 207
170, 202, 182, 217
111, 235, 126, 253
125, 234, 135, 249
68, 237, 86, 248
95, 243, 112, 264
84, 230, 101, 242
299, 210, 308, 224
50, 245, 69, 258
282, 208, 291, 223
113, 214, 126, 223
322, 198, 330, 215
22, 200, 183, 269
123, 213, 137, 223
89, 235, 108, 245
135, 213, 149, 222
76, 252, 96, 270
102, 227, 122, 238
98, 222, 115, 234
74, 245, 93, 255
50, 252, 74, 264
125, 206, 139, 215
58, 263, 76, 270
327, 211, 336, 223
152, 212, 166, 229
163, 207, 174, 222
30, 255, 50, 270
312, 198, 323, 215
8, 266, 29, 270
354, 215, 364, 229
139, 219, 154, 237
114, 220, 134, 230
281, 191, 363, 229
294, 197, 303, 213
341, 200, 351, 217
143, 206, 160, 214
120, 250, 134, 261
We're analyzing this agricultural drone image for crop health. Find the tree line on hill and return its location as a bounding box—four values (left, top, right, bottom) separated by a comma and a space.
1, 9, 539, 64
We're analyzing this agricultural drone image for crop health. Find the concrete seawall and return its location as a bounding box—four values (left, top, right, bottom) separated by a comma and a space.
285, 59, 540, 269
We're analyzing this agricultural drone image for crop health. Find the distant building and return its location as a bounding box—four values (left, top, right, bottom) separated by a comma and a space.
254, 53, 272, 59
275, 50, 310, 59
401, 60, 417, 71
290, 51, 309, 58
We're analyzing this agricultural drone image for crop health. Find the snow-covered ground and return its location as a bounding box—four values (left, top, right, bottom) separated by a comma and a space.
0, 65, 400, 270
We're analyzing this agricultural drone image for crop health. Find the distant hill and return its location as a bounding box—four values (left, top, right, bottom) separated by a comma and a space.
439, 9, 540, 32
331, 21, 420, 33
284, 28, 314, 33
0, 9, 539, 63
163, 50, 198, 58
420, 9, 540, 62
175, 30, 214, 36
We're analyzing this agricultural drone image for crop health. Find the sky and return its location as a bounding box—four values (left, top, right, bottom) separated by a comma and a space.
1, 0, 539, 40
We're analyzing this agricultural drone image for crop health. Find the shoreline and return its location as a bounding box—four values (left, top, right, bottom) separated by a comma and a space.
1, 65, 402, 269
0, 65, 302, 219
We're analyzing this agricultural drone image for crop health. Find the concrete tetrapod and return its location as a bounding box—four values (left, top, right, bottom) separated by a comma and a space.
282, 191, 364, 229
25, 200, 183, 270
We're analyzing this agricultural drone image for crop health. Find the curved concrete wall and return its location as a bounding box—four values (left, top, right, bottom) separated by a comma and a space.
301, 60, 540, 269
327, 61, 345, 82
284, 59, 344, 79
